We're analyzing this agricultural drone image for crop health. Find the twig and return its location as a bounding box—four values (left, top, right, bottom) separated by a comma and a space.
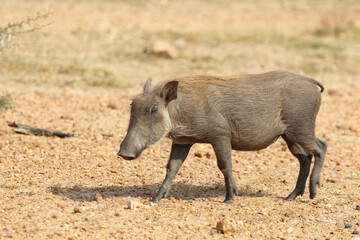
0, 10, 53, 51
7, 122, 74, 138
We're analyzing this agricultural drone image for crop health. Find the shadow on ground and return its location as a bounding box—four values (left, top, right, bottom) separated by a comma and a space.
49, 182, 273, 202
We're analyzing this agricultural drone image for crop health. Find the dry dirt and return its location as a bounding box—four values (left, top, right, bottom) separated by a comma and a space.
1, 0, 360, 239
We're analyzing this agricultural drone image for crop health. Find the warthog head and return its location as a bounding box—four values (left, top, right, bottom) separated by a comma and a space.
117, 78, 178, 160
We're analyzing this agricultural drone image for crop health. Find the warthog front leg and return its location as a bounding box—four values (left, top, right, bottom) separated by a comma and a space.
150, 143, 192, 203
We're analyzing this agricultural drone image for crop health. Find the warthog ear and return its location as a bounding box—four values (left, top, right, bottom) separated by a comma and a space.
143, 77, 152, 94
161, 81, 178, 105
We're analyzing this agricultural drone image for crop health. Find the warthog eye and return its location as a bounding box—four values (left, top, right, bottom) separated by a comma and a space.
149, 105, 158, 115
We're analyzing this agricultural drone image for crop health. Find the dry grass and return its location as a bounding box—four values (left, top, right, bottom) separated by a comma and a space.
0, 0, 359, 88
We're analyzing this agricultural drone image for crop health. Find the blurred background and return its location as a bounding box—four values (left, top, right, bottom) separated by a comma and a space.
1, 0, 359, 89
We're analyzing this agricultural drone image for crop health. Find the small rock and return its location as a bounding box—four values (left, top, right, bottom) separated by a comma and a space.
215, 215, 236, 234
335, 222, 345, 228
356, 205, 360, 210
127, 200, 142, 210
326, 178, 337, 183
284, 213, 290, 217
51, 214, 58, 219
345, 223, 352, 228
257, 209, 266, 215
353, 229, 360, 235
73, 206, 83, 213
107, 192, 115, 197
3, 227, 13, 233
194, 151, 202, 158
73, 184, 82, 191
327, 89, 339, 96
144, 40, 179, 59
106, 97, 119, 109
282, 179, 289, 184
51, 186, 62, 194
93, 192, 103, 202
114, 212, 121, 216
325, 203, 332, 209
205, 151, 213, 159
237, 220, 244, 226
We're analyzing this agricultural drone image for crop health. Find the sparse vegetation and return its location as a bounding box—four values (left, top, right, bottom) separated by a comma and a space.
0, 93, 13, 112
0, 11, 53, 52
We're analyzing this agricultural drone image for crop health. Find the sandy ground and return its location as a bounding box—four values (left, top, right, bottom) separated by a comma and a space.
1, 0, 360, 239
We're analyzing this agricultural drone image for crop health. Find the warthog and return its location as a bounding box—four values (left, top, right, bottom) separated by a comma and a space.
117, 71, 327, 203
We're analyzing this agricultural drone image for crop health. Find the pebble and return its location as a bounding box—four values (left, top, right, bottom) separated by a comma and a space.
3, 227, 13, 233
127, 200, 142, 210
74, 206, 83, 213
51, 186, 61, 194
107, 192, 115, 197
328, 89, 339, 96
325, 204, 332, 209
284, 213, 290, 217
256, 190, 263, 195
257, 210, 266, 215
205, 151, 213, 159
353, 229, 359, 235
335, 222, 344, 228
144, 40, 179, 59
215, 215, 236, 234
356, 205, 360, 210
194, 151, 202, 158
93, 192, 103, 202
326, 178, 337, 183
237, 220, 244, 226
73, 184, 82, 191
282, 179, 289, 184
345, 223, 352, 228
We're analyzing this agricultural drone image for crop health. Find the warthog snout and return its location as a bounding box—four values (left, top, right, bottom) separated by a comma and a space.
117, 133, 145, 160
117, 148, 136, 160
